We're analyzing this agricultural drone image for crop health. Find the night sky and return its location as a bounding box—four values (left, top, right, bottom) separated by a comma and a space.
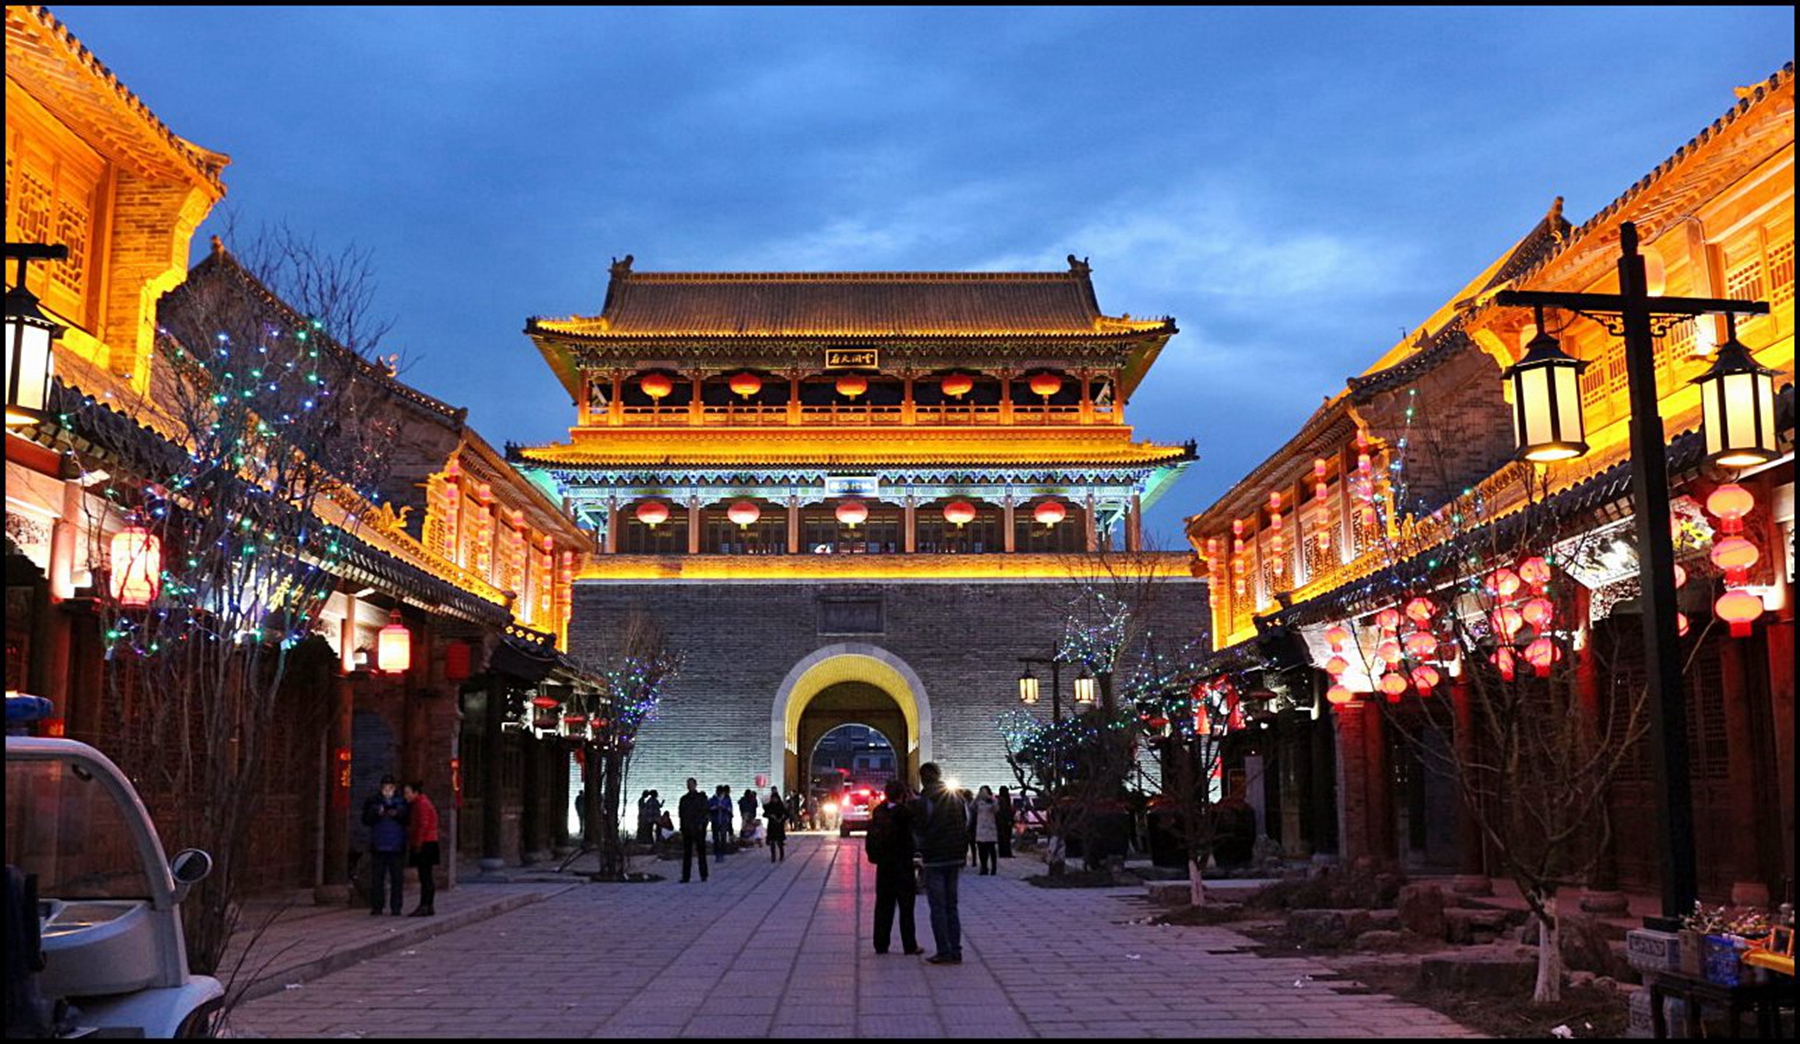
48, 7, 1796, 544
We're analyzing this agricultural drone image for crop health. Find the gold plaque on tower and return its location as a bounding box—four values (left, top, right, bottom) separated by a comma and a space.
825, 348, 878, 370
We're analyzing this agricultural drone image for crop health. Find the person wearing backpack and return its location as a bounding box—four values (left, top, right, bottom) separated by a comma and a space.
866, 777, 921, 956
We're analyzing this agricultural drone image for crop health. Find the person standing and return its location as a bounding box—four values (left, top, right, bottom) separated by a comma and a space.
574, 787, 587, 845
963, 788, 979, 868
678, 778, 710, 883
763, 788, 788, 862
643, 790, 662, 847
867, 778, 922, 955
913, 763, 968, 964
996, 786, 1015, 860
972, 786, 1000, 875
361, 775, 409, 916
739, 786, 759, 841
403, 781, 439, 916
806, 794, 820, 832
635, 790, 652, 844
710, 785, 734, 859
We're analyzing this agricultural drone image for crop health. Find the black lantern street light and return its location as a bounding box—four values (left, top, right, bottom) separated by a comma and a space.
1019, 653, 1067, 792
4, 243, 68, 427
1494, 220, 1772, 930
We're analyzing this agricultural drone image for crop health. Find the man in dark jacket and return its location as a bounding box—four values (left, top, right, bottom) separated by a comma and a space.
361, 774, 409, 916
867, 777, 922, 955
912, 762, 968, 964
677, 778, 711, 883
709, 785, 734, 859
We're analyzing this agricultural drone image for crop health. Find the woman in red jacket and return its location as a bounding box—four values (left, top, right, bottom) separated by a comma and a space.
403, 781, 440, 916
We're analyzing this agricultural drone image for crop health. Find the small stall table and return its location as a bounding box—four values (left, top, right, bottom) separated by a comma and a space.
1645, 970, 1795, 1039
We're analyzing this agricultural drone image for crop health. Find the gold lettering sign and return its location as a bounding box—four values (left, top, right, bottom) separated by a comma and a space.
825, 348, 879, 369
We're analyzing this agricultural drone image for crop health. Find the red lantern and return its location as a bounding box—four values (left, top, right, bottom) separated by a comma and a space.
1523, 636, 1560, 677
1313, 458, 1329, 503
1411, 664, 1441, 696
1377, 639, 1404, 667
635, 500, 670, 527
639, 372, 673, 400
1489, 568, 1522, 599
835, 375, 868, 399
1676, 612, 1691, 637
1404, 597, 1436, 625
1521, 597, 1556, 632
1323, 624, 1350, 651
1705, 483, 1754, 535
1673, 563, 1688, 589
1380, 672, 1409, 701
1028, 372, 1063, 399
1327, 684, 1354, 706
377, 611, 411, 674
1709, 536, 1758, 586
1715, 589, 1762, 638
1033, 500, 1067, 526
1518, 556, 1552, 591
942, 500, 977, 527
1403, 631, 1438, 661
530, 693, 560, 710
835, 499, 868, 527
109, 525, 162, 607
1374, 608, 1402, 634
940, 373, 974, 398
727, 501, 762, 528
444, 641, 472, 682
1492, 606, 1524, 640
1492, 646, 1517, 682
1324, 655, 1350, 677
728, 372, 763, 399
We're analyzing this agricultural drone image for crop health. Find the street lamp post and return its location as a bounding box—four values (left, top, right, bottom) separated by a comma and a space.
1494, 220, 1771, 929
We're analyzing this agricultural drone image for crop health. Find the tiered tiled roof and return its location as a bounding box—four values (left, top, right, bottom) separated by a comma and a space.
5, 5, 227, 193
531, 256, 1174, 341
513, 428, 1195, 470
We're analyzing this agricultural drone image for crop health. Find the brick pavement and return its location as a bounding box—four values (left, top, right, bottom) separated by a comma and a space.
229, 836, 1483, 1038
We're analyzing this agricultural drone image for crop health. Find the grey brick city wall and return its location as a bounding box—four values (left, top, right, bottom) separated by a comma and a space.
569, 575, 1209, 825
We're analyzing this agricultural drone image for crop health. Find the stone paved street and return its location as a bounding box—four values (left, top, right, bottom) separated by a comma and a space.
230, 836, 1481, 1038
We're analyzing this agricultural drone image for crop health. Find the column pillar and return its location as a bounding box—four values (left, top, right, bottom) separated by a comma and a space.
480, 674, 507, 874
902, 372, 916, 425
1126, 492, 1143, 552
608, 371, 624, 427
687, 497, 702, 554
1449, 679, 1492, 894
903, 496, 917, 554
998, 371, 1014, 424
603, 495, 619, 554
788, 372, 802, 426
314, 670, 356, 903
520, 734, 544, 865
688, 373, 704, 426
787, 495, 801, 554
1570, 584, 1624, 909
1002, 495, 1016, 552
1078, 369, 1093, 424
1083, 493, 1098, 552
1720, 624, 1770, 906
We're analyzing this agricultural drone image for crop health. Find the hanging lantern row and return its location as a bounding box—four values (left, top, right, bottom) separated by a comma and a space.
631, 495, 1069, 529
1704, 483, 1764, 638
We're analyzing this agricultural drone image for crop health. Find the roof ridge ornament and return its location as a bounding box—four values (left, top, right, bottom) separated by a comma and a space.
610, 255, 635, 278
1067, 254, 1091, 277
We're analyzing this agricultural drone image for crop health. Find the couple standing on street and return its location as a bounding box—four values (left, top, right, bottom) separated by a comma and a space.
866, 762, 967, 964
361, 775, 440, 917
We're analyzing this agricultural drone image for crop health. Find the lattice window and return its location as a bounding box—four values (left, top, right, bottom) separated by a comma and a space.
12, 164, 53, 256
1724, 250, 1766, 303
1768, 236, 1793, 313
50, 197, 89, 300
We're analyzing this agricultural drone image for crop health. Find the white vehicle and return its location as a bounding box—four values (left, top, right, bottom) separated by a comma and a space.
6, 694, 224, 1037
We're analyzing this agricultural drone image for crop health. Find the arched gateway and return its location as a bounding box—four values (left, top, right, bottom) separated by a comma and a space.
772, 643, 932, 794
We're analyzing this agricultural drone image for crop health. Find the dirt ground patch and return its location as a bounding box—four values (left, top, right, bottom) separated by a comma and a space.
1338, 958, 1630, 1039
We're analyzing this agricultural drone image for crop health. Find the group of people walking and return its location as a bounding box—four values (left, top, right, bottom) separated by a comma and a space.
360, 774, 440, 917
659, 779, 803, 881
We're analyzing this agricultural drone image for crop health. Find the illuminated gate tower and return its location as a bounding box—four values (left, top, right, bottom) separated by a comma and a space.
515, 255, 1205, 802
